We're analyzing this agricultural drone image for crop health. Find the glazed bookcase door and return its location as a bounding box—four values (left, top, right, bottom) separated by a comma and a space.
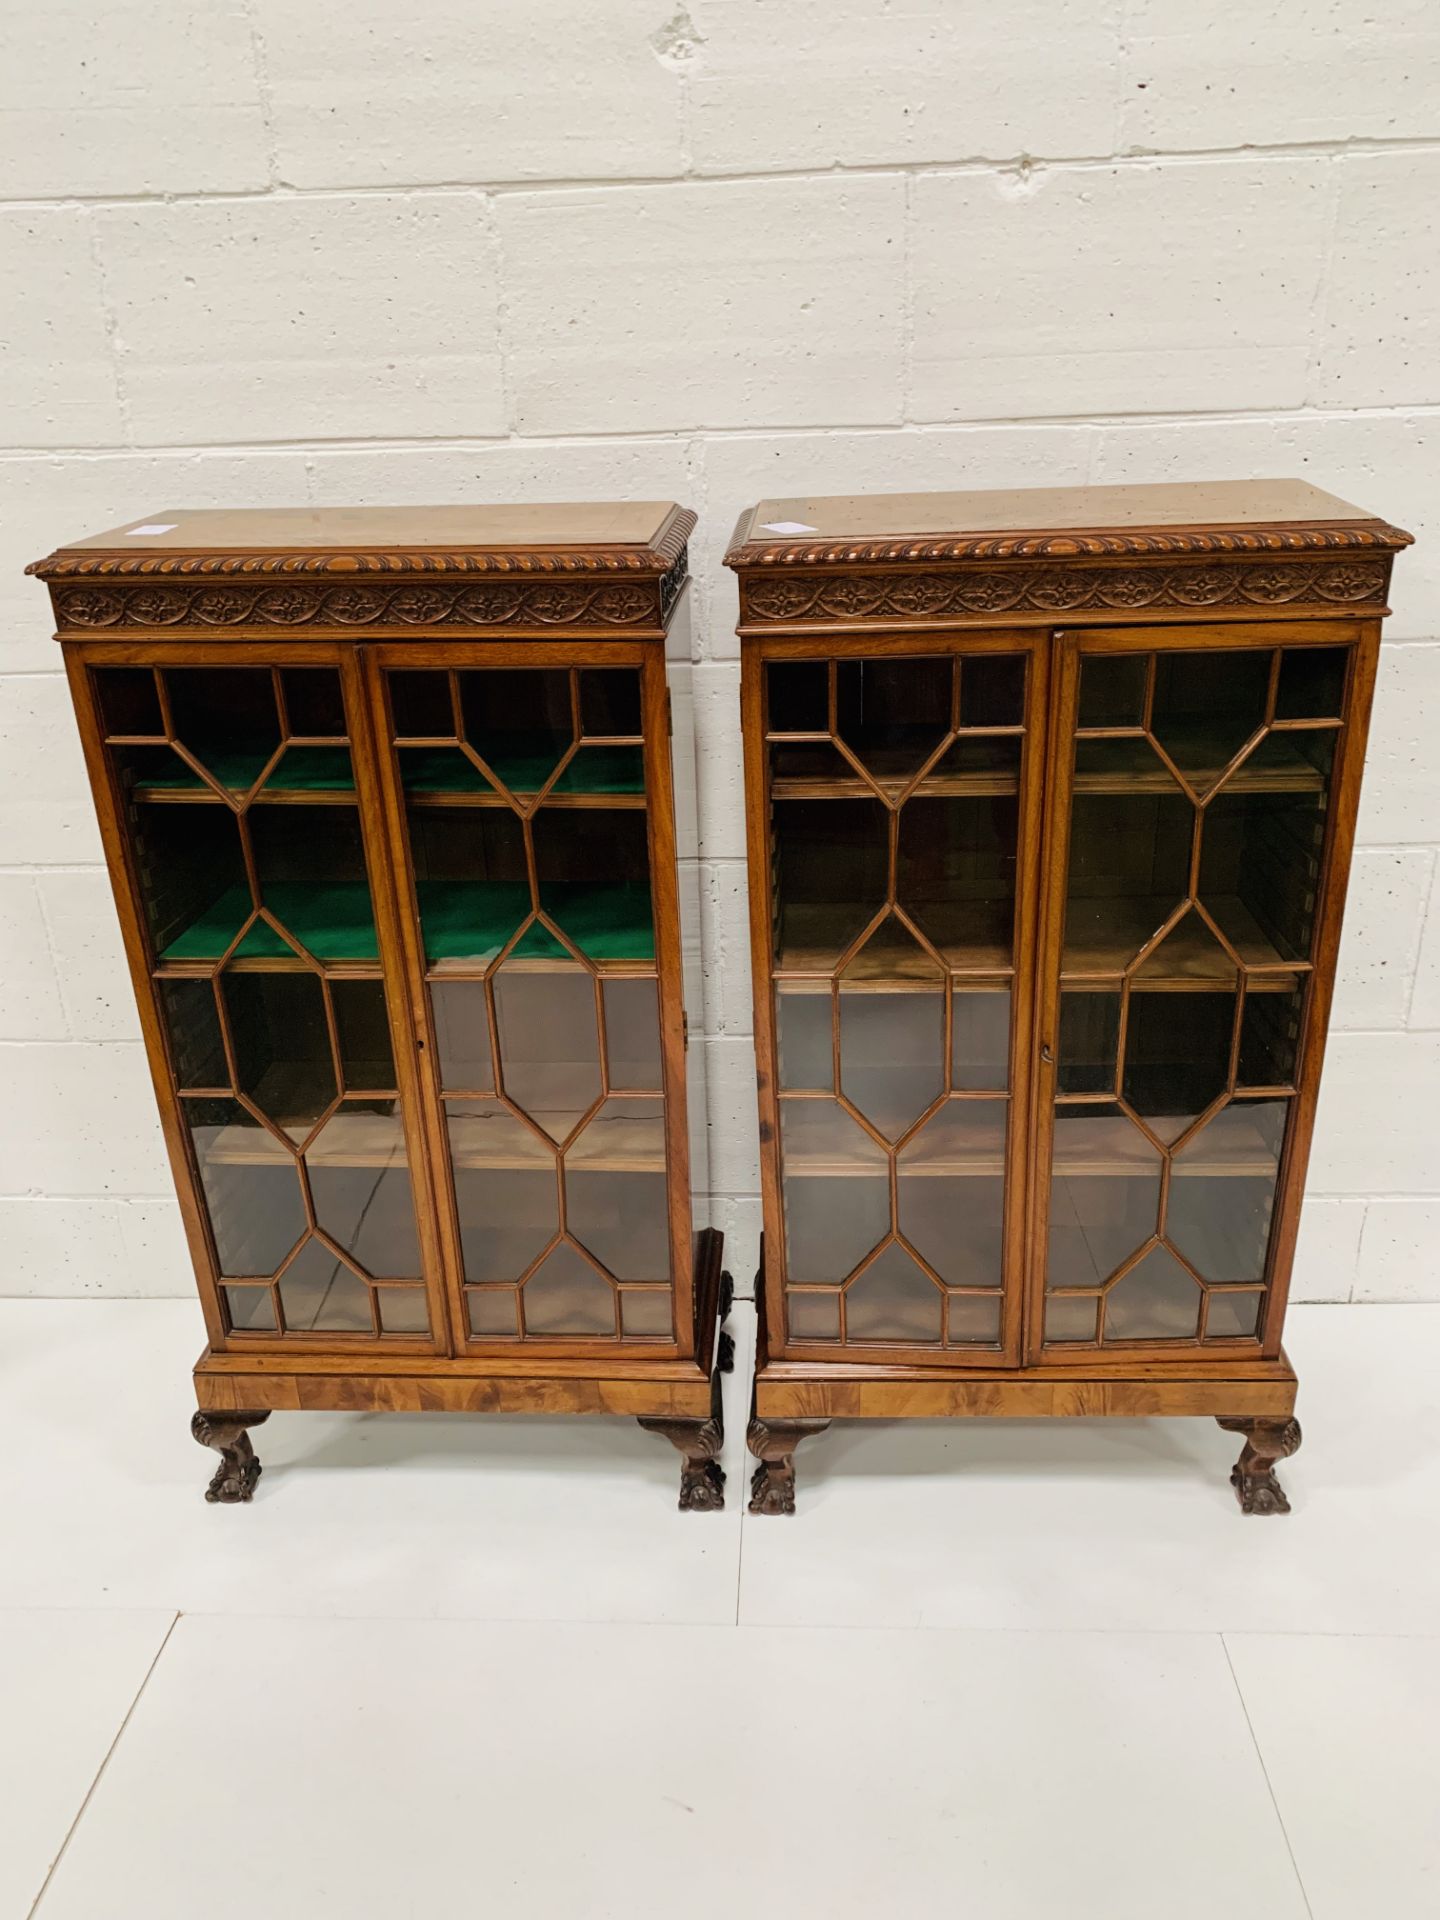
370, 643, 692, 1354
1033, 621, 1377, 1360
72, 646, 442, 1351
749, 634, 1046, 1365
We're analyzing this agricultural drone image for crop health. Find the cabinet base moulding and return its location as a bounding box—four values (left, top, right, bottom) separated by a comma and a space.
195, 1367, 721, 1419
751, 1364, 1297, 1425
749, 1362, 1301, 1515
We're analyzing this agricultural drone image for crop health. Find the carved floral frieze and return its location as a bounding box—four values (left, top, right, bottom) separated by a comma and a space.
52, 575, 671, 632
741, 559, 1390, 623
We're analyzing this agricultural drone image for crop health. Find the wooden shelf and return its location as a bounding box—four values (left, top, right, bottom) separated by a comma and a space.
198, 1099, 668, 1175
407, 790, 646, 811
447, 1106, 664, 1172
130, 746, 648, 808
1052, 1103, 1283, 1178
776, 902, 1013, 981
773, 776, 1019, 801
775, 975, 1011, 996
770, 736, 1021, 802
780, 1100, 1007, 1177
200, 1107, 404, 1169
777, 1098, 1284, 1182
1062, 897, 1307, 992
1073, 725, 1331, 795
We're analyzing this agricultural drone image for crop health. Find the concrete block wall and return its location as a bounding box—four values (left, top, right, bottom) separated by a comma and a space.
1, 1, 1438, 1304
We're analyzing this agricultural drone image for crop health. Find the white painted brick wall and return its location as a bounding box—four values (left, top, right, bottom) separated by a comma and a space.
911, 159, 1331, 420
497, 177, 906, 433
1, 2, 1438, 1305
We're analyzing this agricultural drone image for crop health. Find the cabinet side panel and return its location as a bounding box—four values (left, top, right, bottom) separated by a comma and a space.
642, 638, 698, 1352
1259, 621, 1381, 1352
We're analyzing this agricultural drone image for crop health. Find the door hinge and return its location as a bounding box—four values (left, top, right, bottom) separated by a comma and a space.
682, 1009, 689, 1049
666, 689, 674, 737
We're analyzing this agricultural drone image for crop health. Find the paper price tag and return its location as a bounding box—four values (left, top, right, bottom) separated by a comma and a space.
760, 520, 818, 535
125, 523, 179, 536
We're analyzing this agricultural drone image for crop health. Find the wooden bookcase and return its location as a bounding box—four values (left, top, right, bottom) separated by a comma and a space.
726, 480, 1412, 1515
30, 502, 732, 1510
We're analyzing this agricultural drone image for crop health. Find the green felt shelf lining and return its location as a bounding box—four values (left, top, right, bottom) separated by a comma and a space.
399, 745, 645, 797
156, 881, 654, 966
129, 744, 644, 802
159, 885, 379, 962
417, 882, 655, 963
132, 746, 357, 794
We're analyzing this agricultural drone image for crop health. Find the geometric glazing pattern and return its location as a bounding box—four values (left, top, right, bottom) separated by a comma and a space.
393, 664, 652, 971
99, 664, 428, 1339
1046, 643, 1349, 1346
766, 651, 1024, 1349
391, 666, 673, 1343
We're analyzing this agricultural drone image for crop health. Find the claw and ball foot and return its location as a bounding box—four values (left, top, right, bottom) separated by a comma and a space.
191, 1409, 270, 1504
638, 1415, 726, 1511
637, 1256, 732, 1510
747, 1416, 830, 1515
1217, 1415, 1302, 1515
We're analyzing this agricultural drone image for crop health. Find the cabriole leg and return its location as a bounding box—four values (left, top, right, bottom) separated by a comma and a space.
1217, 1415, 1302, 1515
192, 1409, 271, 1505
638, 1413, 726, 1511
639, 1353, 726, 1511
747, 1414, 830, 1515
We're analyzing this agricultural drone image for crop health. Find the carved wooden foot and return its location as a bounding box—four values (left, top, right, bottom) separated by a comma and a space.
1217, 1415, 1302, 1515
192, 1409, 270, 1504
638, 1415, 726, 1510
747, 1416, 830, 1515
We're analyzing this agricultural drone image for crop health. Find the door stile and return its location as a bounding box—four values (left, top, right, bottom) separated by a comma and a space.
345, 644, 457, 1355
1024, 634, 1083, 1362
360, 648, 472, 1356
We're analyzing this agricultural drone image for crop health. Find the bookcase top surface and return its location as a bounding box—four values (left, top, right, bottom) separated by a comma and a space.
30, 502, 694, 578
727, 479, 1412, 565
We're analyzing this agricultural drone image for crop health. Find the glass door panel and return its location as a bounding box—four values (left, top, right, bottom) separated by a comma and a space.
765, 647, 1031, 1356
385, 661, 677, 1346
97, 661, 431, 1343
1042, 637, 1350, 1351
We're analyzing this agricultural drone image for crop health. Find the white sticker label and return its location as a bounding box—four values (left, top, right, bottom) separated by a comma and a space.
125, 523, 178, 536
760, 520, 818, 535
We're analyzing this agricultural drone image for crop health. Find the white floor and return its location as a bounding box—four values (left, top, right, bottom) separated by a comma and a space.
1, 1300, 1437, 1918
